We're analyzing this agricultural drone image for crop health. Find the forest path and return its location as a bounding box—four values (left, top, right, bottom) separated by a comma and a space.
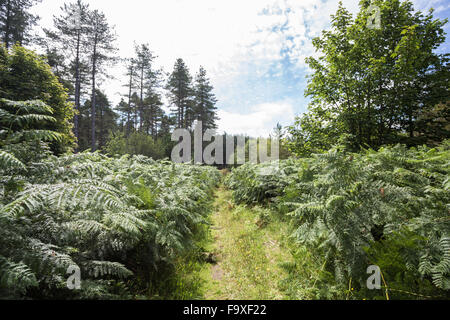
200, 186, 294, 300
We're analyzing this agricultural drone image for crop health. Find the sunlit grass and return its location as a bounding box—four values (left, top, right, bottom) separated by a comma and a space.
201, 187, 294, 300
171, 185, 332, 300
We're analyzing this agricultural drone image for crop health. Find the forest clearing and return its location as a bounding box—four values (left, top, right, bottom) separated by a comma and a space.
1, 0, 449, 302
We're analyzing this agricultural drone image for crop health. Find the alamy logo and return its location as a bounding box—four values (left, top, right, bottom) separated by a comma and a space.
67, 265, 81, 290
171, 121, 280, 170
367, 265, 381, 290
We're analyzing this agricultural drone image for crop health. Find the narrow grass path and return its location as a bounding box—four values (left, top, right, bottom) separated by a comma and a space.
200, 186, 294, 300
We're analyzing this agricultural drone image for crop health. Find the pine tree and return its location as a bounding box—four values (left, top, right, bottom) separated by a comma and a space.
96, 93, 118, 150
115, 98, 131, 131
134, 44, 155, 132
79, 90, 118, 151
85, 9, 117, 151
122, 44, 162, 136
121, 57, 137, 135
130, 92, 140, 130
193, 66, 218, 133
43, 0, 90, 146
166, 58, 193, 129
0, 0, 41, 48
143, 91, 164, 138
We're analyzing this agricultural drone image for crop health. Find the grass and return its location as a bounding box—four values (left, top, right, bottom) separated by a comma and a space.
200, 186, 295, 300
166, 184, 328, 300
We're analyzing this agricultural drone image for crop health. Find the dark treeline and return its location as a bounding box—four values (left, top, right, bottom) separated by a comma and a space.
0, 0, 41, 48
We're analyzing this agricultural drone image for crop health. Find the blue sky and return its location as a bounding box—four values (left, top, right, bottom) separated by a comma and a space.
33, 0, 450, 137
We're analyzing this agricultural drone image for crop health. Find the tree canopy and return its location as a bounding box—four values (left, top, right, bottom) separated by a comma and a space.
286, 0, 449, 156
0, 44, 75, 153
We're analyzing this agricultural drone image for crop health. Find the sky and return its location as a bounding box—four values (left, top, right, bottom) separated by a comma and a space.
32, 0, 450, 137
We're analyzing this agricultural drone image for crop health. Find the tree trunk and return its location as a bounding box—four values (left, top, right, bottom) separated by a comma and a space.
409, 111, 414, 138
178, 79, 183, 128
91, 35, 98, 151
127, 64, 133, 136
74, 30, 81, 150
4, 0, 11, 48
139, 65, 144, 131
99, 105, 104, 149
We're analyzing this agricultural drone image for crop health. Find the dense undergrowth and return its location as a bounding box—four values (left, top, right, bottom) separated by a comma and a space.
1, 98, 448, 300
0, 149, 221, 299
225, 142, 450, 300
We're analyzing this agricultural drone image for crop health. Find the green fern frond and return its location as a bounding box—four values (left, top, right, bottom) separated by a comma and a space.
6, 130, 62, 144
0, 99, 54, 115
0, 256, 38, 293
0, 150, 25, 170
84, 261, 133, 279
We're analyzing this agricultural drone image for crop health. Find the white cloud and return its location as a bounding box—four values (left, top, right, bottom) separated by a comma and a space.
217, 101, 295, 137
34, 0, 343, 87
32, 0, 448, 80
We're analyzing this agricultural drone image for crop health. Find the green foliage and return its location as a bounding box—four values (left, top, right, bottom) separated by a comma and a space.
193, 66, 218, 132
227, 142, 450, 299
166, 58, 194, 129
0, 257, 38, 296
359, 229, 445, 299
0, 44, 75, 153
0, 98, 62, 173
104, 131, 167, 160
0, 98, 62, 145
0, 151, 221, 299
78, 89, 118, 151
0, 0, 41, 48
0, 150, 25, 170
225, 161, 289, 204
286, 0, 449, 156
